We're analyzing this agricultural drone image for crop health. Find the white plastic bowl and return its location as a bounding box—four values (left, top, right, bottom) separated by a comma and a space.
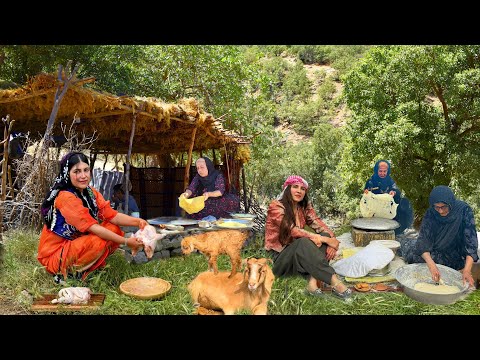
369, 240, 401, 254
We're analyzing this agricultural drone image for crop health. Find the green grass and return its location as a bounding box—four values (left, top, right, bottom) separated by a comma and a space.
1, 229, 480, 315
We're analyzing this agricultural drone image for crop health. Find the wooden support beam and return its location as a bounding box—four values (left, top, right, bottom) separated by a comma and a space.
124, 104, 143, 214
184, 127, 197, 192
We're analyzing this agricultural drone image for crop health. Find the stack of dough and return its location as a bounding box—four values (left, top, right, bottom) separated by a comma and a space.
179, 194, 205, 214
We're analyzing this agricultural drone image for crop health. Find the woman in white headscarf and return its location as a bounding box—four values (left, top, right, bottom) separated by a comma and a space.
182, 157, 240, 219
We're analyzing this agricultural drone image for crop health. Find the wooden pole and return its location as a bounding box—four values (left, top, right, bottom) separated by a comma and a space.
1, 119, 9, 201
223, 141, 231, 188
103, 154, 108, 170
42, 63, 79, 152
242, 167, 248, 212
124, 104, 142, 214
183, 127, 197, 192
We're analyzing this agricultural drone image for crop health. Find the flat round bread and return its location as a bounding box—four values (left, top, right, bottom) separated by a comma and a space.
120, 277, 171, 300
216, 222, 248, 228
354, 283, 371, 292
373, 283, 389, 291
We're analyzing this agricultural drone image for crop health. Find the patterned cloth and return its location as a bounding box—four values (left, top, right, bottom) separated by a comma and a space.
283, 175, 309, 190
41, 152, 98, 229
186, 172, 239, 220
400, 186, 478, 270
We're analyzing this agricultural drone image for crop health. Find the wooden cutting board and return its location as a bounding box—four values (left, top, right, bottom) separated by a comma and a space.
31, 293, 105, 312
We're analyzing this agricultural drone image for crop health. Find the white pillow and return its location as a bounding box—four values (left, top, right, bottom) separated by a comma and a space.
332, 243, 395, 278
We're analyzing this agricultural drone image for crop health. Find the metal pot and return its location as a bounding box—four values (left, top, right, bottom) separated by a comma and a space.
394, 263, 470, 305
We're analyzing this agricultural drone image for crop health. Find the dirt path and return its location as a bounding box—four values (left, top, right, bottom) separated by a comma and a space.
0, 289, 30, 315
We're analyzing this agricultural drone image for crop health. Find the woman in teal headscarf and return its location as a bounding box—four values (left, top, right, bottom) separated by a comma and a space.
364, 159, 413, 234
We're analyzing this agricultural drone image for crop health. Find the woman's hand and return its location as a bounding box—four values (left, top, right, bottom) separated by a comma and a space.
182, 190, 191, 199
313, 234, 339, 250
203, 192, 210, 200
427, 262, 441, 283
364, 189, 369, 194
137, 218, 148, 230
126, 236, 144, 251
389, 191, 396, 197
462, 269, 475, 288
326, 236, 340, 250
325, 246, 337, 261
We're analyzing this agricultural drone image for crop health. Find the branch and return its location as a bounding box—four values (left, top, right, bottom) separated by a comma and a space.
428, 80, 451, 129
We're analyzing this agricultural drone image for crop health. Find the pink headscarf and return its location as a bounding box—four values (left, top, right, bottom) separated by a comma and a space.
283, 175, 309, 190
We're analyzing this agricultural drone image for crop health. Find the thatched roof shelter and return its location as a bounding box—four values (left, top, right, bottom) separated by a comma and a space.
0, 73, 250, 156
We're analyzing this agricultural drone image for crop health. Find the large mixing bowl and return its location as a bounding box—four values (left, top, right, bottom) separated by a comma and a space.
394, 263, 470, 305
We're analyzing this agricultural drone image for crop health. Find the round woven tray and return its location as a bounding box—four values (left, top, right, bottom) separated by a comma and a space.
119, 277, 171, 300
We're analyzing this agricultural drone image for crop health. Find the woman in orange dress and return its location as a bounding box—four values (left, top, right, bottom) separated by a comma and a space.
38, 152, 145, 282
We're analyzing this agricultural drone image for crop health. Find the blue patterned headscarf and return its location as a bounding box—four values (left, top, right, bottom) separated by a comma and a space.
370, 159, 394, 190
41, 152, 98, 228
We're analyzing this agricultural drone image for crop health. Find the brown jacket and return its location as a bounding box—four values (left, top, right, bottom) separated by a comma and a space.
264, 199, 334, 252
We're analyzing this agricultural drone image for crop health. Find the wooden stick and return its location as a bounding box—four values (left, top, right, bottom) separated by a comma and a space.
223, 141, 231, 189
42, 63, 79, 150
124, 104, 143, 214
184, 127, 197, 192
242, 167, 247, 212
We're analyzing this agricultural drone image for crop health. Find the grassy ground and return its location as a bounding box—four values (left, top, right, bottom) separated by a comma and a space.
1, 228, 480, 315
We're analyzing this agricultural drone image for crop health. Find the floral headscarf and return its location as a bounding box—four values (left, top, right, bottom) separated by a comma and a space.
283, 175, 309, 190
41, 152, 98, 229
277, 175, 309, 200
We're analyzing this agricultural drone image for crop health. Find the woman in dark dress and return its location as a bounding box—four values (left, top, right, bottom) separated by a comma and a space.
400, 185, 478, 287
181, 157, 239, 220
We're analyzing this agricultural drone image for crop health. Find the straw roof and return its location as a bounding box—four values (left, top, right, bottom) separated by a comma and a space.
0, 73, 250, 155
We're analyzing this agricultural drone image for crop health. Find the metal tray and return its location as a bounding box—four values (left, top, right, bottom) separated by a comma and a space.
351, 217, 400, 231
169, 218, 199, 226
147, 217, 179, 225
230, 213, 256, 220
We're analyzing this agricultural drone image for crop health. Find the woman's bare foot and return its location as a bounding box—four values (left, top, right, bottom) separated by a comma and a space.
307, 276, 320, 293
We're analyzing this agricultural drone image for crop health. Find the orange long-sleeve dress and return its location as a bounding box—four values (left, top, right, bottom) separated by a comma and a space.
37, 187, 122, 280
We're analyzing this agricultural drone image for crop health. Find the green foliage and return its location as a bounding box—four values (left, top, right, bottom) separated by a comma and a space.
340, 45, 480, 223
289, 45, 330, 65
282, 61, 312, 102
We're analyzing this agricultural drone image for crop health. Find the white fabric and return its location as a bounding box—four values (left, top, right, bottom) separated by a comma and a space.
332, 243, 395, 278
360, 191, 398, 219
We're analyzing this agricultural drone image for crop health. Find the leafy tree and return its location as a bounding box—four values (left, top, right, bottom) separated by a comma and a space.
340, 45, 480, 224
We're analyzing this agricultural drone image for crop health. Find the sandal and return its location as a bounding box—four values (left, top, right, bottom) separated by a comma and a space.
332, 287, 353, 302
305, 288, 324, 297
